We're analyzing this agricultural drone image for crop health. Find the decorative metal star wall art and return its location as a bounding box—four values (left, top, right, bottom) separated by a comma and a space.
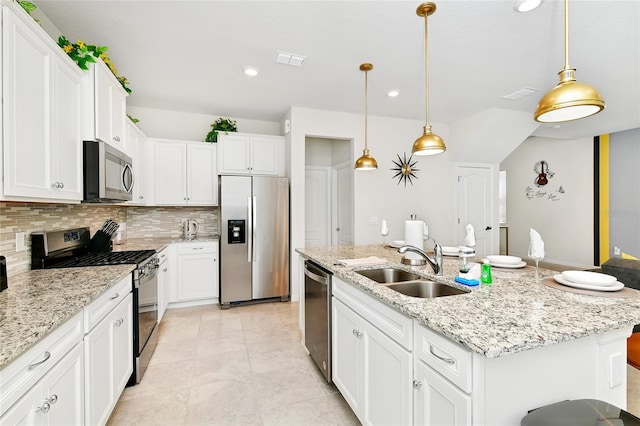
391, 153, 419, 187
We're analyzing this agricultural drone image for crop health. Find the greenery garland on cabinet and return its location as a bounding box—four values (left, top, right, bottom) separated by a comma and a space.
57, 36, 132, 94
16, 0, 132, 94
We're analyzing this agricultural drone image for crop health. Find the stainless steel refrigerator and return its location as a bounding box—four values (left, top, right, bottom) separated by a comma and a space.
219, 175, 289, 308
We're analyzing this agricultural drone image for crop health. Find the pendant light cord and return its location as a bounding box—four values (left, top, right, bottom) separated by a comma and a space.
564, 0, 570, 70
364, 69, 369, 150
424, 13, 430, 126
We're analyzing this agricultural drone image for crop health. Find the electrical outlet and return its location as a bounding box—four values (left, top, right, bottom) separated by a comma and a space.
614, 246, 621, 256
15, 232, 26, 252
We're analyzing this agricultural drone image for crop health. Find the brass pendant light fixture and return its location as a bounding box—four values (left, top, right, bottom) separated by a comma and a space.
534, 0, 605, 122
355, 63, 378, 170
412, 2, 446, 156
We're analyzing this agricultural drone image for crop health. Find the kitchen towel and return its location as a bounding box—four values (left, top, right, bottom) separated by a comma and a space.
464, 224, 476, 247
380, 220, 389, 237
529, 228, 545, 259
335, 256, 388, 267
404, 220, 425, 260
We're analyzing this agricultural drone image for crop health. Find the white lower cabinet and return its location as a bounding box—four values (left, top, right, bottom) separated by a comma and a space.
84, 289, 133, 425
157, 246, 172, 322
175, 242, 218, 301
332, 280, 413, 426
0, 343, 84, 426
414, 360, 471, 426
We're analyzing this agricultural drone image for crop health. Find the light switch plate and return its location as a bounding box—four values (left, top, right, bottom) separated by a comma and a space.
15, 232, 26, 252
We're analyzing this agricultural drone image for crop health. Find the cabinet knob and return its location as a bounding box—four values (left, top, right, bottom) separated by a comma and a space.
36, 402, 51, 413
52, 182, 62, 189
412, 380, 422, 389
139, 196, 144, 199
48, 394, 58, 405
113, 136, 121, 142
352, 329, 363, 338
114, 318, 124, 327
59, 182, 64, 189
163, 268, 168, 272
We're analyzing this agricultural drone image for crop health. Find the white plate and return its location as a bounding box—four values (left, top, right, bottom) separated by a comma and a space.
389, 240, 405, 248
561, 270, 618, 286
486, 255, 522, 265
488, 260, 527, 269
441, 246, 459, 256
554, 274, 624, 292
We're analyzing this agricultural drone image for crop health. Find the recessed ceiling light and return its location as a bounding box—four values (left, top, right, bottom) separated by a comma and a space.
388, 90, 400, 97
244, 67, 259, 77
514, 0, 542, 13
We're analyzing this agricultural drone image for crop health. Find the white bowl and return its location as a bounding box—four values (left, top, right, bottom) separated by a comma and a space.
486, 255, 522, 265
561, 270, 618, 286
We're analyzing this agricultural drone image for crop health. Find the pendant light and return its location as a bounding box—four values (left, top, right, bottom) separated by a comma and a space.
412, 2, 446, 156
354, 63, 378, 170
534, 0, 604, 122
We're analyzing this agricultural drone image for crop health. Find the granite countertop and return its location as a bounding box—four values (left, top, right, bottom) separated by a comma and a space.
297, 245, 640, 358
0, 265, 135, 369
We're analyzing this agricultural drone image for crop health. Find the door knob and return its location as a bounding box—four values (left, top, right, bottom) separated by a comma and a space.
485, 226, 492, 230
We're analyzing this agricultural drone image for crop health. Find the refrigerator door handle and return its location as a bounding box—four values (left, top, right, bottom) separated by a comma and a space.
252, 196, 257, 262
247, 196, 252, 262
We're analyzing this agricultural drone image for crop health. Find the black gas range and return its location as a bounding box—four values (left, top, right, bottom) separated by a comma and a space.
31, 227, 159, 387
31, 227, 155, 269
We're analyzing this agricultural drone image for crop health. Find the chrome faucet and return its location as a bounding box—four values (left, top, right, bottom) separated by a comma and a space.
398, 238, 443, 276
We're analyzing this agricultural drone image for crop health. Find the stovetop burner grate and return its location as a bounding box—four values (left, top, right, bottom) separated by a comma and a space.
48, 250, 156, 268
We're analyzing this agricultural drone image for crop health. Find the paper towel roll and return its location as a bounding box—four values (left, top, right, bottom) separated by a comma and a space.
404, 220, 425, 260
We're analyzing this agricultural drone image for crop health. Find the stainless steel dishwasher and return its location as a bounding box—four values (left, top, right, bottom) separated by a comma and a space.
304, 260, 332, 382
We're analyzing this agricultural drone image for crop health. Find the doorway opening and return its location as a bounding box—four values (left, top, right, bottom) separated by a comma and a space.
304, 137, 353, 247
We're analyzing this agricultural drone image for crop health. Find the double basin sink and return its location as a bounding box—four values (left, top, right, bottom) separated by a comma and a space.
356, 268, 468, 298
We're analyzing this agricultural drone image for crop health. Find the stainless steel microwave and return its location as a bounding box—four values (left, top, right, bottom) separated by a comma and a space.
83, 140, 133, 202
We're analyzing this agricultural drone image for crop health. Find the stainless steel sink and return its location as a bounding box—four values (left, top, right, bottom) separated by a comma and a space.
355, 267, 469, 298
356, 268, 422, 283
385, 281, 468, 298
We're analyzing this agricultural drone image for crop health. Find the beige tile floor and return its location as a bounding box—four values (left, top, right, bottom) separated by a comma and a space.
108, 301, 640, 425
107, 302, 360, 426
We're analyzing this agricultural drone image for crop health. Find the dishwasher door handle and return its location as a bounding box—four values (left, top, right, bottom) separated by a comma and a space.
304, 264, 329, 285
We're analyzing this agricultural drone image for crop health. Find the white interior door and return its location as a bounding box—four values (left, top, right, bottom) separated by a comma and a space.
305, 167, 331, 247
332, 161, 353, 246
457, 166, 494, 257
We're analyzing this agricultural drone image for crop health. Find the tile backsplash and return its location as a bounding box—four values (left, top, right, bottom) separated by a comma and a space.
0, 202, 218, 278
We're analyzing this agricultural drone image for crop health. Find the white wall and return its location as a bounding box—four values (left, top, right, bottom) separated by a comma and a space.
288, 106, 457, 301
127, 106, 280, 140
501, 136, 594, 268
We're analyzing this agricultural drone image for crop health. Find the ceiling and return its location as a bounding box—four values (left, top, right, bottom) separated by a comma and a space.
35, 0, 640, 140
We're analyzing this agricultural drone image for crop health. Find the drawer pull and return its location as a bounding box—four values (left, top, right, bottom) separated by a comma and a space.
429, 345, 455, 364
27, 351, 51, 371
110, 293, 120, 300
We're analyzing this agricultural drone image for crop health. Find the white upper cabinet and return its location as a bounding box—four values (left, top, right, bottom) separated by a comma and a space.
83, 58, 128, 150
218, 132, 284, 176
125, 120, 148, 205
1, 5, 84, 202
151, 139, 217, 206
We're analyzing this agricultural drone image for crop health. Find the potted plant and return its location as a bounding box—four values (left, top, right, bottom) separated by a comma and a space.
205, 118, 238, 143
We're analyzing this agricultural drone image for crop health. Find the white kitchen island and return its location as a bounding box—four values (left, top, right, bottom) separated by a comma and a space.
296, 245, 640, 426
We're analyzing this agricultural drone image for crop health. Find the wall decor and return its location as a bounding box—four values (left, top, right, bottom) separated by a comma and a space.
525, 160, 564, 201
391, 153, 419, 187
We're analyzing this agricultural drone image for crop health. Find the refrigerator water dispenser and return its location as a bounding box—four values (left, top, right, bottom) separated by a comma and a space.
228, 220, 245, 244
